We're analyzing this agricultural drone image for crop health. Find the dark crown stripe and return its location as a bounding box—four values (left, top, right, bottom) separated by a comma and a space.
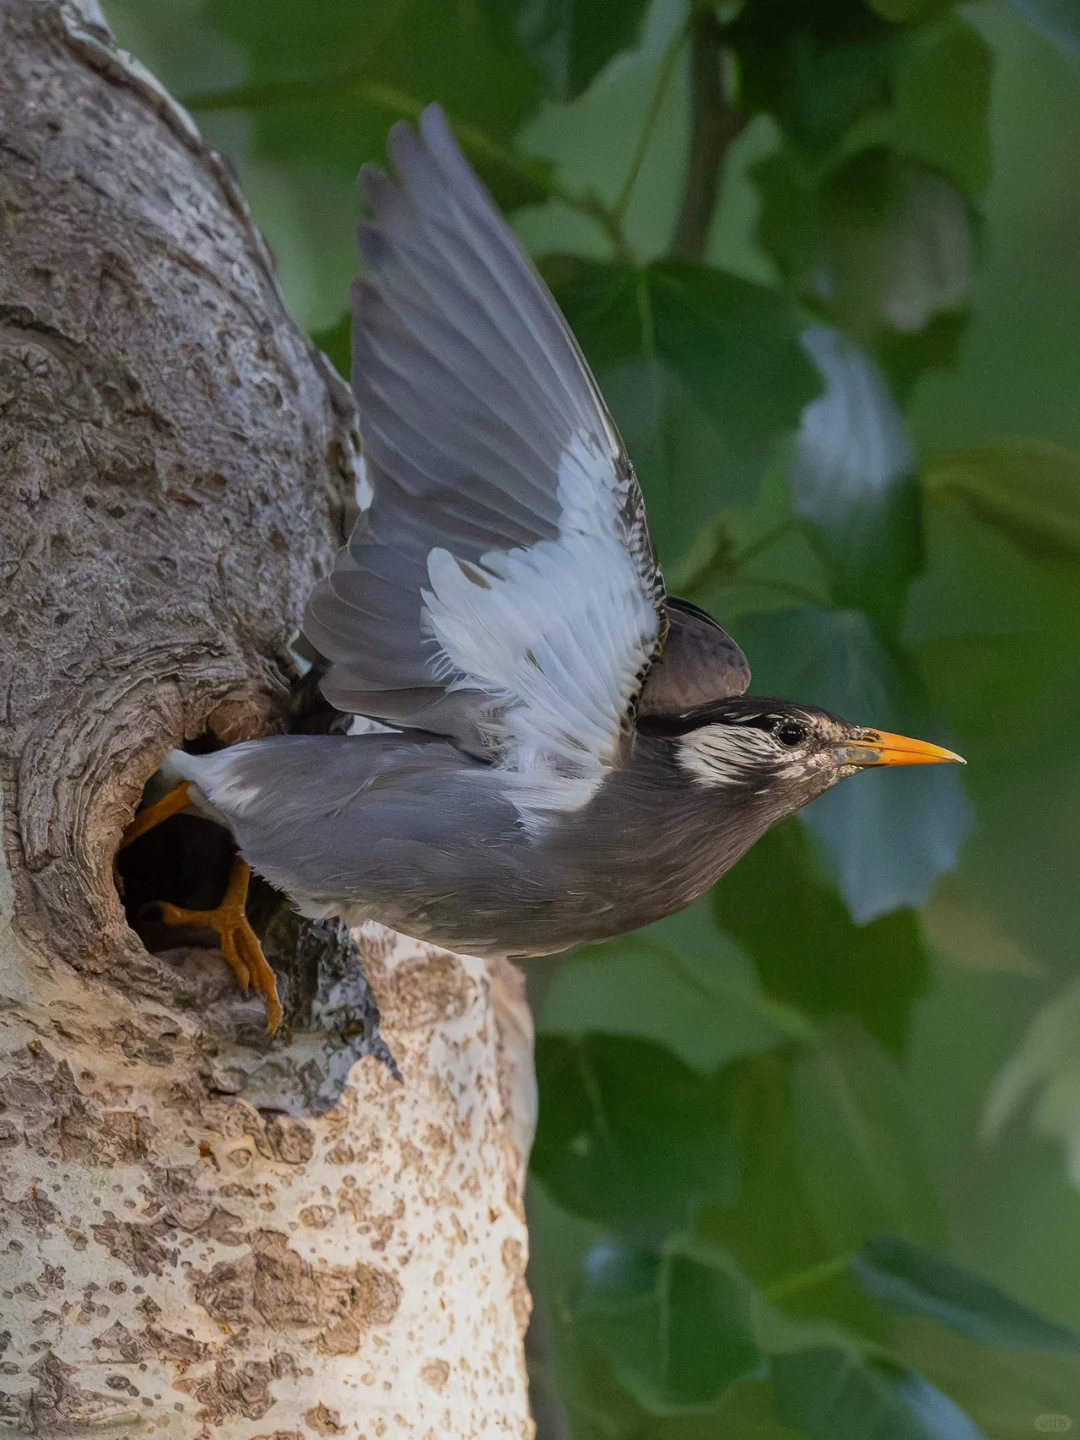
636, 695, 843, 738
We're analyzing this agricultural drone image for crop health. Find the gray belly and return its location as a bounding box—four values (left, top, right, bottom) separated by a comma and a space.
183, 733, 763, 960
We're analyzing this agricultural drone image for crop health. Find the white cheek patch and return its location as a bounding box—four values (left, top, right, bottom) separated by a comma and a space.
678, 727, 782, 787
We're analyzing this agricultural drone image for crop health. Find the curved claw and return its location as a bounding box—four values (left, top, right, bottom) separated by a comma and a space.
157, 858, 283, 1033
121, 782, 193, 849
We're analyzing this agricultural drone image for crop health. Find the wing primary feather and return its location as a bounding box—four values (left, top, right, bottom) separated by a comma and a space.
354, 235, 578, 446
355, 201, 598, 444
387, 119, 581, 380
352, 297, 566, 502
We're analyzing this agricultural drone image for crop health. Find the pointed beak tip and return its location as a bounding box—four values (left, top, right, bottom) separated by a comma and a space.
844, 729, 967, 769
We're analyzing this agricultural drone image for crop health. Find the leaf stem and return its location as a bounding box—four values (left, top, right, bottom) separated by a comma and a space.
569, 191, 637, 264
647, 942, 820, 1044
677, 517, 802, 597
669, 6, 748, 262
736, 576, 825, 608
612, 17, 690, 225
730, 518, 801, 571
183, 74, 637, 261
763, 1251, 854, 1303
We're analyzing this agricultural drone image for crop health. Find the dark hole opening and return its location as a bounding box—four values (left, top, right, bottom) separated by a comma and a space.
112, 666, 370, 1050
115, 732, 287, 956
116, 657, 344, 957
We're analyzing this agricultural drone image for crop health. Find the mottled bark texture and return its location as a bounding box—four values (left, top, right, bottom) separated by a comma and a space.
0, 3, 534, 1436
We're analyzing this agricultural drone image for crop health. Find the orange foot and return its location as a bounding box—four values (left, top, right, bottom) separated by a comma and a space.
120, 784, 282, 1034
121, 781, 193, 848
158, 856, 283, 1034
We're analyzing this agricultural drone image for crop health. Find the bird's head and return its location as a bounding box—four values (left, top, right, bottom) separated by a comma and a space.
639, 695, 964, 815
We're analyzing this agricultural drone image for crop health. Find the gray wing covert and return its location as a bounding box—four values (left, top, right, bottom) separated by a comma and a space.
638, 597, 750, 716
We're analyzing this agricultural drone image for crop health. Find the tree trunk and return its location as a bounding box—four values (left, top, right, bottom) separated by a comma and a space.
0, 3, 535, 1436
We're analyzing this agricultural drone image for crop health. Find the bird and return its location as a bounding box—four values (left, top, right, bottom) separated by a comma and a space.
121, 103, 963, 1033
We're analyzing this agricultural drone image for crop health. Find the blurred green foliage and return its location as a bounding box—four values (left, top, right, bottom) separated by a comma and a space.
105, 0, 1080, 1432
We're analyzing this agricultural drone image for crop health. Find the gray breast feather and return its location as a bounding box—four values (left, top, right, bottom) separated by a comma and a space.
172, 736, 549, 955
169, 731, 780, 961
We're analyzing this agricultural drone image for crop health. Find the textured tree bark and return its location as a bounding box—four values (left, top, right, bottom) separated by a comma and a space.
0, 3, 534, 1436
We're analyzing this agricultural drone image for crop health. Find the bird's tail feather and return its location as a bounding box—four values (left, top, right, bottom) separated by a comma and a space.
157, 748, 236, 829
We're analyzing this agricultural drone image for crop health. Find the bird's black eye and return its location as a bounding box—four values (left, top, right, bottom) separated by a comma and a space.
775, 720, 808, 748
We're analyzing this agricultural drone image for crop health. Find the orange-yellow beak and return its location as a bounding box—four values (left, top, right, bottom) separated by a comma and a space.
837, 729, 966, 768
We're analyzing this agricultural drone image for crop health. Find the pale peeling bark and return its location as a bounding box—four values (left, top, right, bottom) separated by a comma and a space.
0, 3, 534, 1436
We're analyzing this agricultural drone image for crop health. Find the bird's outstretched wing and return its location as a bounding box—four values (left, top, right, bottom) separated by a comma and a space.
305, 104, 670, 813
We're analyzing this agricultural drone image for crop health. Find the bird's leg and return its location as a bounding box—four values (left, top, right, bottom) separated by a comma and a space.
157, 858, 284, 1034
119, 781, 194, 849
115, 781, 195, 896
119, 782, 283, 1034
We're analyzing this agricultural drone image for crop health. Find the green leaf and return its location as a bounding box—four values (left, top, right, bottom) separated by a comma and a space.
703, 1055, 900, 1345
792, 1020, 943, 1252
531, 1033, 737, 1241
923, 438, 1080, 563
791, 326, 923, 627
733, 606, 972, 921
747, 17, 985, 395
538, 895, 801, 1073
852, 1234, 1080, 1352
982, 974, 1080, 1171
599, 361, 759, 570
893, 1374, 992, 1440
310, 313, 351, 381
647, 264, 820, 451
877, 310, 970, 403
197, 0, 542, 200
772, 1348, 988, 1439
889, 19, 991, 194
1005, 0, 1080, 58
493, 0, 652, 100
715, 819, 931, 1056
756, 147, 974, 348
700, 1053, 835, 1292
730, 0, 911, 157
636, 1380, 808, 1438
577, 1242, 760, 1410
548, 257, 818, 568
843, 17, 993, 195
865, 0, 957, 20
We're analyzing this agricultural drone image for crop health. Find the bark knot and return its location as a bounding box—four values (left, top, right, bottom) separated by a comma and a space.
191, 1228, 401, 1354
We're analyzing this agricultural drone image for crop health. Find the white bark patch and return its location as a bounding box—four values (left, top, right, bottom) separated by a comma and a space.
0, 925, 533, 1438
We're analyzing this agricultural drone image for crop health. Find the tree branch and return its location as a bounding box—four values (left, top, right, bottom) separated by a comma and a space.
669, 8, 747, 263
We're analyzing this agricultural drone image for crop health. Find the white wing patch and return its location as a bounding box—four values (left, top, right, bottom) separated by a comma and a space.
421, 430, 659, 820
